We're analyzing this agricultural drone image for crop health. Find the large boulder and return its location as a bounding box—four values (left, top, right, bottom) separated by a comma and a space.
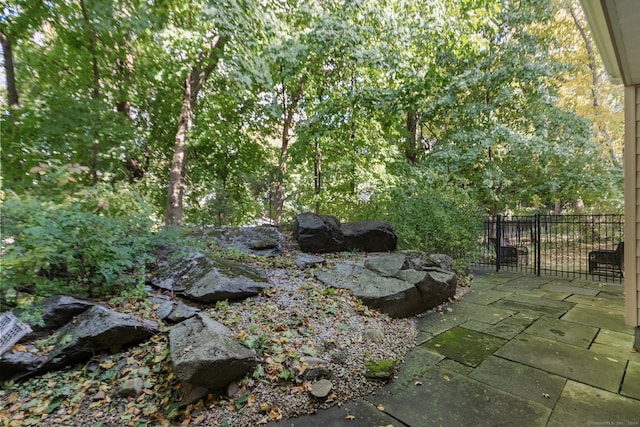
342, 220, 397, 252
169, 313, 257, 390
294, 212, 347, 253
41, 305, 159, 371
315, 252, 457, 318
0, 351, 47, 382
16, 295, 95, 342
294, 212, 398, 254
195, 226, 283, 256
148, 252, 271, 303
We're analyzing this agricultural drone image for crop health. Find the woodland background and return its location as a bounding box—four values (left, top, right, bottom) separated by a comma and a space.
0, 0, 625, 302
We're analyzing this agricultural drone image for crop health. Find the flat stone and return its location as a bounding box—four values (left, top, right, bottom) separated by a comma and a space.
390, 345, 444, 388
547, 380, 640, 426
462, 289, 512, 305
592, 330, 639, 361
369, 367, 550, 427
565, 294, 625, 311
484, 316, 534, 339
524, 317, 598, 348
494, 276, 548, 291
469, 356, 566, 409
425, 327, 507, 367
264, 399, 396, 426
460, 320, 491, 333
501, 294, 575, 312
417, 302, 515, 343
490, 298, 569, 318
436, 359, 474, 376
310, 379, 332, 398
621, 360, 640, 400
496, 335, 625, 392
542, 291, 573, 301
562, 306, 633, 334
538, 283, 599, 296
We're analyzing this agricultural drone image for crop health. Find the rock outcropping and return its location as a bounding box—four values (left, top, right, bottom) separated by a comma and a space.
315, 252, 457, 318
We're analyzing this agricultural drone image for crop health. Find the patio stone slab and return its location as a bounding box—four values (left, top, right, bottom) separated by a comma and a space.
524, 317, 598, 348
460, 320, 491, 332
390, 344, 445, 388
436, 358, 474, 376
547, 380, 640, 427
542, 291, 573, 300
539, 282, 600, 296
494, 276, 548, 291
370, 367, 551, 427
469, 356, 566, 408
562, 306, 633, 334
565, 294, 625, 311
491, 299, 567, 318
621, 361, 640, 400
462, 289, 512, 305
591, 330, 639, 362
416, 302, 515, 341
484, 316, 535, 339
425, 327, 507, 367
265, 398, 395, 426
495, 334, 625, 392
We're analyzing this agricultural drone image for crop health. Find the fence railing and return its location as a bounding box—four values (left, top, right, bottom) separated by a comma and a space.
468, 214, 624, 283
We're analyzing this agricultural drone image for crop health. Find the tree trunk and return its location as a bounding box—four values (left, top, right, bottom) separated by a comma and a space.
0, 29, 19, 109
405, 110, 418, 163
314, 138, 321, 214
274, 72, 307, 224
165, 35, 227, 227
79, 0, 101, 184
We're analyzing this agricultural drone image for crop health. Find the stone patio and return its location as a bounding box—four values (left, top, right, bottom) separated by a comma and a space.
272, 271, 640, 426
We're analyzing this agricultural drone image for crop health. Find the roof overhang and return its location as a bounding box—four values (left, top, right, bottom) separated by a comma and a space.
580, 0, 640, 86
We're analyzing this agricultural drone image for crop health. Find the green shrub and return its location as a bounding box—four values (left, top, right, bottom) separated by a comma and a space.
356, 175, 485, 257
1, 164, 154, 307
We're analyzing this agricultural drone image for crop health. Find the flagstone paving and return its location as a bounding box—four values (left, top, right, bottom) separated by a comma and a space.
274, 271, 640, 426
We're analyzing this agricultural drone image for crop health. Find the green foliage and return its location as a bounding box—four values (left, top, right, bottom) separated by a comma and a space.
358, 170, 485, 257
1, 165, 154, 306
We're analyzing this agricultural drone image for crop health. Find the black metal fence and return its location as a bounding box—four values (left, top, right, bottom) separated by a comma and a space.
468, 214, 624, 283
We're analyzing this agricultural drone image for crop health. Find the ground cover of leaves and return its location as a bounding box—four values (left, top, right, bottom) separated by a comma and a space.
0, 248, 426, 426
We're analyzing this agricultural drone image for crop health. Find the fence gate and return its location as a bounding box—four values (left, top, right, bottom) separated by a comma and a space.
471, 214, 624, 283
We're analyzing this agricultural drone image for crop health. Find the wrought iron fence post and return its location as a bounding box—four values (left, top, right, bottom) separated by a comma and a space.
536, 214, 541, 276
496, 214, 502, 272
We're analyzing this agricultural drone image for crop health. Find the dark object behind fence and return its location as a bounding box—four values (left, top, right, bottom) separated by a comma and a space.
470, 214, 624, 283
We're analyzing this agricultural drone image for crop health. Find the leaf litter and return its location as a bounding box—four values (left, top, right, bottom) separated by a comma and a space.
0, 250, 417, 426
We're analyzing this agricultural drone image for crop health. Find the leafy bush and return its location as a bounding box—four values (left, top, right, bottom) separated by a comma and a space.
356, 173, 485, 257
1, 164, 154, 308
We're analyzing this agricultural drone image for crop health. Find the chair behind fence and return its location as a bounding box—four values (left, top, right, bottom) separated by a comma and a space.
469, 214, 624, 283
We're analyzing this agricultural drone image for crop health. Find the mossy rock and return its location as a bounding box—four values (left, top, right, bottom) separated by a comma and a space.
364, 359, 395, 380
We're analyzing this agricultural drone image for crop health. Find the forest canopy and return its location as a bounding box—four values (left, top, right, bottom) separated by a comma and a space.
0, 0, 624, 252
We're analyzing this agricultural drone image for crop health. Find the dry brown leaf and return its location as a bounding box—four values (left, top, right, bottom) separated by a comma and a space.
345, 415, 356, 420
376, 404, 385, 411
443, 375, 450, 382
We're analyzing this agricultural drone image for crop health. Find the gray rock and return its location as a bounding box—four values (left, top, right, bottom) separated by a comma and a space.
167, 300, 201, 323
0, 351, 47, 382
111, 377, 144, 398
294, 212, 347, 253
196, 226, 283, 256
296, 253, 326, 268
310, 379, 333, 398
149, 295, 175, 320
169, 314, 257, 390
315, 252, 457, 318
364, 328, 385, 344
16, 295, 95, 342
342, 220, 397, 252
149, 252, 271, 304
178, 382, 210, 407
294, 212, 398, 254
41, 305, 159, 371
